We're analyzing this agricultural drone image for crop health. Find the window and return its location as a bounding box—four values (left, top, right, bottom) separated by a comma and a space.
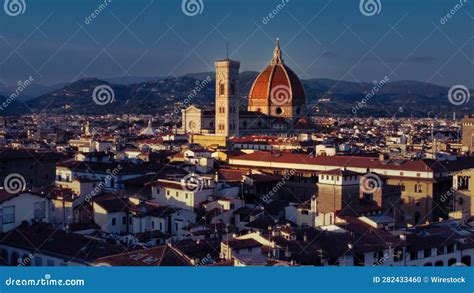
166, 190, 170, 196
410, 251, 418, 260
122, 217, 126, 225
437, 246, 445, 255
35, 257, 42, 266
219, 83, 225, 95
302, 210, 309, 215
458, 176, 469, 190
400, 184, 405, 192
151, 221, 155, 229
230, 83, 235, 95
11, 252, 20, 265
447, 244, 455, 253
34, 202, 46, 219
414, 184, 423, 193
0, 249, 7, 264
112, 218, 116, 226
423, 248, 432, 258
2, 206, 15, 224
363, 193, 373, 201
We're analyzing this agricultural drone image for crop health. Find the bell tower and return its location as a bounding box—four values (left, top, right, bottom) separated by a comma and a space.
215, 58, 240, 137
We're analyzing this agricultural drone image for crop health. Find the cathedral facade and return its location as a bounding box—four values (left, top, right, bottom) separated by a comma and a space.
179, 39, 310, 137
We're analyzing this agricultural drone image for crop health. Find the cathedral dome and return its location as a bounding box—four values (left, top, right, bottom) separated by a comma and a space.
248, 39, 306, 119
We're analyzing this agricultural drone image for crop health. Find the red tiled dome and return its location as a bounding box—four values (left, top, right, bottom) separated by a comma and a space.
248, 39, 306, 118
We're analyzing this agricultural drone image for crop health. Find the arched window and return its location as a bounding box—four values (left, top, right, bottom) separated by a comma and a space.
219, 83, 225, 96
434, 260, 443, 266
448, 258, 457, 266
230, 83, 235, 95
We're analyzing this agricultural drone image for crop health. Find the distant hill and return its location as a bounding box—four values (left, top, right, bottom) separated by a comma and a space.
0, 82, 66, 102
1, 73, 471, 117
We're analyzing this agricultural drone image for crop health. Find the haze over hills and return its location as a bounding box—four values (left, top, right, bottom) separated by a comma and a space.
0, 72, 471, 117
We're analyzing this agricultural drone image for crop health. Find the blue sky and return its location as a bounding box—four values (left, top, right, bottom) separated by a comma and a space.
0, 0, 472, 87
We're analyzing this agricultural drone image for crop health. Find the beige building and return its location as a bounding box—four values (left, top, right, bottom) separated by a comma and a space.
462, 115, 474, 154
452, 168, 473, 216
215, 59, 240, 137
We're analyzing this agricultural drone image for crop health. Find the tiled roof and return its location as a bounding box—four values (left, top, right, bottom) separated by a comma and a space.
94, 244, 192, 266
